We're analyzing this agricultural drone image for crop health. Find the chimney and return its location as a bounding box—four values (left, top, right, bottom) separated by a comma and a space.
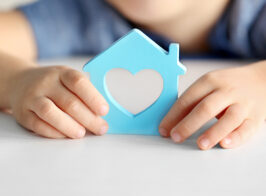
168, 43, 179, 61
168, 43, 186, 75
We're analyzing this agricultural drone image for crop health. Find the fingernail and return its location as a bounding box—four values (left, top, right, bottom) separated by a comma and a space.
171, 132, 182, 143
200, 138, 210, 149
77, 129, 86, 138
99, 125, 108, 135
159, 127, 168, 137
224, 137, 231, 145
100, 105, 109, 116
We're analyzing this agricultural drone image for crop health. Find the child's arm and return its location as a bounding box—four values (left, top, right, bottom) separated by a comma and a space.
159, 60, 266, 150
0, 10, 109, 138
0, 51, 109, 138
0, 11, 36, 61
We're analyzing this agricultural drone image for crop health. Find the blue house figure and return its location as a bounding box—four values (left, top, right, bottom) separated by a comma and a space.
83, 29, 186, 135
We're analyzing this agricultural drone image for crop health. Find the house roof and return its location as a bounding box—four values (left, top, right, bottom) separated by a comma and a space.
83, 29, 186, 75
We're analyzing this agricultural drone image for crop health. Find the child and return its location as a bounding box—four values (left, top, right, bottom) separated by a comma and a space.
0, 0, 265, 150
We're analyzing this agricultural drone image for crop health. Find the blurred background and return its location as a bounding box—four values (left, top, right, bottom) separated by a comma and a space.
0, 0, 34, 10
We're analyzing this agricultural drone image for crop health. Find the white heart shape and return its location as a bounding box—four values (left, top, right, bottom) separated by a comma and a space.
105, 68, 163, 115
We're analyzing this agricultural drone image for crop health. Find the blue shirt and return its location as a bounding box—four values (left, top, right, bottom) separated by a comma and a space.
18, 0, 266, 59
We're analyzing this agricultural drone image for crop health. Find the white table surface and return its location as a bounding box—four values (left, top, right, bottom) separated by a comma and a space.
0, 58, 265, 196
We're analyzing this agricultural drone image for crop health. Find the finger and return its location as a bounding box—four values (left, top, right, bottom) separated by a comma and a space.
219, 118, 263, 149
49, 85, 108, 135
159, 73, 216, 137
22, 111, 66, 139
170, 90, 232, 143
30, 97, 86, 139
60, 69, 109, 116
196, 104, 246, 150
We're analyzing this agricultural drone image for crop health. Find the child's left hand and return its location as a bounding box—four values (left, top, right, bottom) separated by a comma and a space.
159, 60, 266, 150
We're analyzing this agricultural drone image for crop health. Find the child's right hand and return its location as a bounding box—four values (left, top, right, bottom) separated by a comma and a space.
8, 66, 109, 139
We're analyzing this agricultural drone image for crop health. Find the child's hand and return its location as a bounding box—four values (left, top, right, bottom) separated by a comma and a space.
159, 61, 266, 150
9, 66, 109, 139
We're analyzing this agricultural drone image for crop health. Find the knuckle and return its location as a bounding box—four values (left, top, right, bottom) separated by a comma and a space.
64, 70, 85, 88
227, 107, 238, 117
177, 98, 189, 110
226, 105, 244, 121
201, 72, 217, 83
199, 101, 213, 116
37, 99, 53, 118
47, 66, 67, 73
72, 76, 85, 89
44, 67, 60, 78
200, 71, 225, 87
66, 99, 79, 113
53, 65, 68, 70
35, 71, 58, 88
